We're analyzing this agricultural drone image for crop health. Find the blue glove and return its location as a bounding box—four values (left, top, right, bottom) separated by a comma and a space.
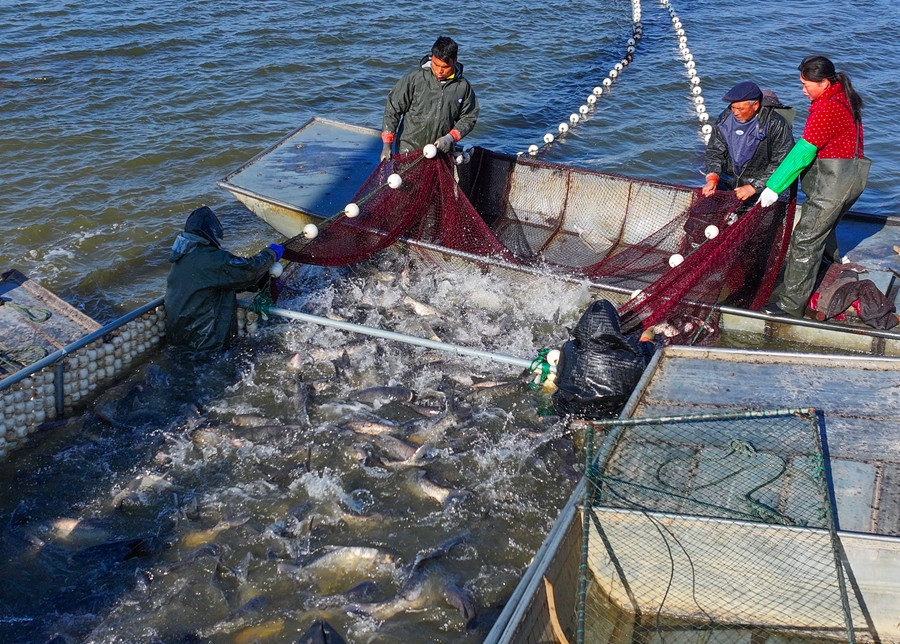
268, 243, 284, 261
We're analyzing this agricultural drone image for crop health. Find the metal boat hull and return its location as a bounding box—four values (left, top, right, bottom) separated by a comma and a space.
218, 118, 900, 355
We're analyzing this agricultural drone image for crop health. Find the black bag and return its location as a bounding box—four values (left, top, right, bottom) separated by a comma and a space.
552, 300, 654, 419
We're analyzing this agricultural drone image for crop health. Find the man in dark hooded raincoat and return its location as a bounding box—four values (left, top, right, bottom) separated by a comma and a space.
165, 206, 283, 352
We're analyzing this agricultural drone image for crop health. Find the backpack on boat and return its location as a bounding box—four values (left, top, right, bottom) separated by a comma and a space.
552, 300, 655, 419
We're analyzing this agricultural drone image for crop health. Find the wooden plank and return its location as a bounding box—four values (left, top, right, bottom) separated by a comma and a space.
542, 576, 572, 644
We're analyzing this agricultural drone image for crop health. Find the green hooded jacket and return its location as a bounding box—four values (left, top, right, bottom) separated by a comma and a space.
165, 207, 276, 352
382, 56, 479, 153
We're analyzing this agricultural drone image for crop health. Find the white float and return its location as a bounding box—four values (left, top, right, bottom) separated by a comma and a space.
387, 173, 403, 189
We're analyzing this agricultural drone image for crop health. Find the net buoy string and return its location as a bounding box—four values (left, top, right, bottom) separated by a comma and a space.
521, 0, 644, 157
661, 0, 710, 143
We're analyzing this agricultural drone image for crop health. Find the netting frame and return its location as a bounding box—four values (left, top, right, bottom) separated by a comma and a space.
574, 409, 876, 644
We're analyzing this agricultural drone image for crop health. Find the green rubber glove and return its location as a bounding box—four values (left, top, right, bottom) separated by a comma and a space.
766, 138, 818, 195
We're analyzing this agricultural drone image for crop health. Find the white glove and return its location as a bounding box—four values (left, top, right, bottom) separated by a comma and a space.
756, 187, 779, 208
434, 134, 455, 153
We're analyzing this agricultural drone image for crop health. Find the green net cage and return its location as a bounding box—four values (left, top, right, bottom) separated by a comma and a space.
576, 409, 877, 644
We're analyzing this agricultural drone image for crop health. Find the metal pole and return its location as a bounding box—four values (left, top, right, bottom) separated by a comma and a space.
242, 300, 535, 370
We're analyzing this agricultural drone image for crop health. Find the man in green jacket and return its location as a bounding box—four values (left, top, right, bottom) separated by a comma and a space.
381, 36, 480, 160
165, 206, 283, 353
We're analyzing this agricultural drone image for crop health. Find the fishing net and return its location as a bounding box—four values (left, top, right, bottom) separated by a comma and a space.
281, 151, 514, 267
575, 409, 877, 644
280, 147, 795, 344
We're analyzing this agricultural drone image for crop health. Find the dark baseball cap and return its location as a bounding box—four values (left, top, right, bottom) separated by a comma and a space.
722, 81, 763, 103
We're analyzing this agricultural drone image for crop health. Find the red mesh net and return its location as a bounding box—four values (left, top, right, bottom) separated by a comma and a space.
281, 147, 794, 345
282, 151, 514, 267
615, 195, 795, 343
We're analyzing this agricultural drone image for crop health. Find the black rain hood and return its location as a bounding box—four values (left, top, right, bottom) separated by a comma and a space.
170, 206, 224, 262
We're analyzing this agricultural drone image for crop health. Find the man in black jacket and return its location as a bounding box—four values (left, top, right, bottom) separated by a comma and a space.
380, 36, 479, 160
703, 81, 794, 203
165, 206, 283, 353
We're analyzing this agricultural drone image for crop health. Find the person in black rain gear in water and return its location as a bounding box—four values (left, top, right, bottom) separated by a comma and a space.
165, 206, 284, 352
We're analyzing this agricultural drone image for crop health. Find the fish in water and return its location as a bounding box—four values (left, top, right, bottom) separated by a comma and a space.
111, 473, 181, 510
339, 509, 400, 527
266, 447, 312, 483
402, 294, 440, 317
371, 434, 419, 462
344, 536, 475, 625
471, 379, 521, 389
409, 470, 471, 507
293, 378, 311, 425
233, 619, 284, 644
287, 352, 304, 371
277, 545, 398, 579
231, 414, 278, 428
197, 595, 271, 638
375, 435, 434, 469
306, 580, 380, 610
234, 424, 303, 443
181, 515, 250, 549
348, 385, 414, 405
297, 618, 348, 644
418, 319, 442, 341
69, 533, 171, 565
399, 400, 444, 418
153, 543, 222, 576
216, 551, 254, 586
298, 341, 370, 363
40, 518, 112, 550
343, 418, 402, 436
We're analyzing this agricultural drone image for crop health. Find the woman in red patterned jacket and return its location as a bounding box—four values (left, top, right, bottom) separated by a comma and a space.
756, 55, 870, 318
